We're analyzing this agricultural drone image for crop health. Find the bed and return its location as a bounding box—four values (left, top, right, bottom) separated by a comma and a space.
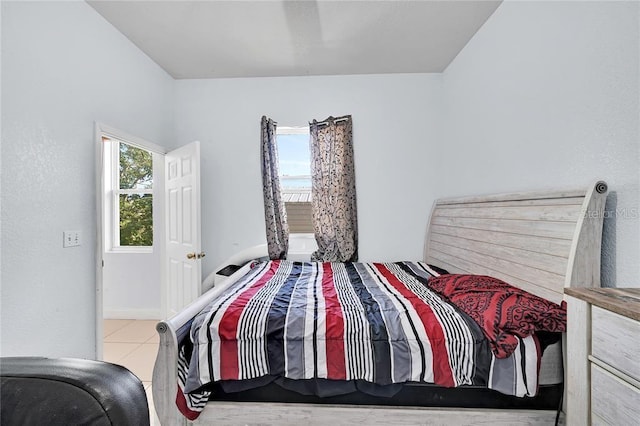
153, 181, 608, 425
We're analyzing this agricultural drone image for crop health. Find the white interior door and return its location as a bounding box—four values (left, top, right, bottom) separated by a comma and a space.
165, 141, 202, 318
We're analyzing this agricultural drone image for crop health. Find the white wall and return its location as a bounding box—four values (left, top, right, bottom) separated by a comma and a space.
441, 0, 640, 288
174, 74, 443, 278
1, 1, 174, 357
103, 253, 162, 319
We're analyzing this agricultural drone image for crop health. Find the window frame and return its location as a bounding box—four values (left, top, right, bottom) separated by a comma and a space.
276, 126, 313, 234
276, 126, 312, 189
106, 139, 155, 253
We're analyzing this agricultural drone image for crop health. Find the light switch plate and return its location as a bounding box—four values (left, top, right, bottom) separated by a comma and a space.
63, 230, 81, 248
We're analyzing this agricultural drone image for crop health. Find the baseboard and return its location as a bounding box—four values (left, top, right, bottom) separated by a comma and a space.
103, 308, 162, 320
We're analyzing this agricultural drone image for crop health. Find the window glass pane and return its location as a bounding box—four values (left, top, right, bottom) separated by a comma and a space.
277, 133, 311, 189
119, 194, 153, 246
120, 143, 153, 190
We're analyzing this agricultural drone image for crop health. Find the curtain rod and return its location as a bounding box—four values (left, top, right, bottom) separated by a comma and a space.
311, 117, 351, 127
270, 116, 351, 127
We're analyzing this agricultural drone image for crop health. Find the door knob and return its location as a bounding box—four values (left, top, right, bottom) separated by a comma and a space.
187, 252, 206, 260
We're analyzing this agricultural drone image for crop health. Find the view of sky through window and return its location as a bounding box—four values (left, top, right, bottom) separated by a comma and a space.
277, 132, 311, 188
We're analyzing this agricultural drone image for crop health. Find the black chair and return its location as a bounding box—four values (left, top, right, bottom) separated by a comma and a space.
0, 357, 150, 426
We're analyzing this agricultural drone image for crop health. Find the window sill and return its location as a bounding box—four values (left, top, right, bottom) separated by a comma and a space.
107, 246, 153, 254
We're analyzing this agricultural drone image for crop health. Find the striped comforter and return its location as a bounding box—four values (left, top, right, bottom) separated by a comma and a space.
177, 260, 542, 419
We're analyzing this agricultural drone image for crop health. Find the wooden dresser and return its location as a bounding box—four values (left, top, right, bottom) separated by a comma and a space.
565, 288, 640, 425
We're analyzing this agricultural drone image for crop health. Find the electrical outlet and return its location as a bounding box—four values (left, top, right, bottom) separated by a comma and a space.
63, 230, 81, 248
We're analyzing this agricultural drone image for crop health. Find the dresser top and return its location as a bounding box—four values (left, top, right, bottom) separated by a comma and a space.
565, 288, 640, 321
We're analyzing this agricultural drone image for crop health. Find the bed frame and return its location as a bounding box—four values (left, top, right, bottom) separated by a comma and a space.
153, 181, 608, 425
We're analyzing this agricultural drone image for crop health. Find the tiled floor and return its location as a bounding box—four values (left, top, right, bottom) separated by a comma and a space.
103, 319, 161, 425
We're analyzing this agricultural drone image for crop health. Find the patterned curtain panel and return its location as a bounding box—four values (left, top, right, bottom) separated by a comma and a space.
261, 116, 289, 259
309, 115, 358, 262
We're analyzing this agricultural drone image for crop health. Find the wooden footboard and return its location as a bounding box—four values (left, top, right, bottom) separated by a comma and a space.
152, 319, 183, 426
192, 403, 562, 425
152, 262, 256, 426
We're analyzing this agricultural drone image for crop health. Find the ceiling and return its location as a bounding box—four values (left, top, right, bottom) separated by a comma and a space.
87, 0, 502, 79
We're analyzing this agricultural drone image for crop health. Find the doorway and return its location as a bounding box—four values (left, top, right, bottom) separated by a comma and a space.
95, 124, 204, 359
95, 123, 167, 359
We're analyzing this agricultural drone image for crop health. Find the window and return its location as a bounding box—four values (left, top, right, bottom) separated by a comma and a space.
277, 127, 313, 233
104, 137, 154, 250
277, 127, 311, 189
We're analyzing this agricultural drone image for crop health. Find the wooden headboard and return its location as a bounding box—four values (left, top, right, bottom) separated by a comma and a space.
424, 181, 608, 304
